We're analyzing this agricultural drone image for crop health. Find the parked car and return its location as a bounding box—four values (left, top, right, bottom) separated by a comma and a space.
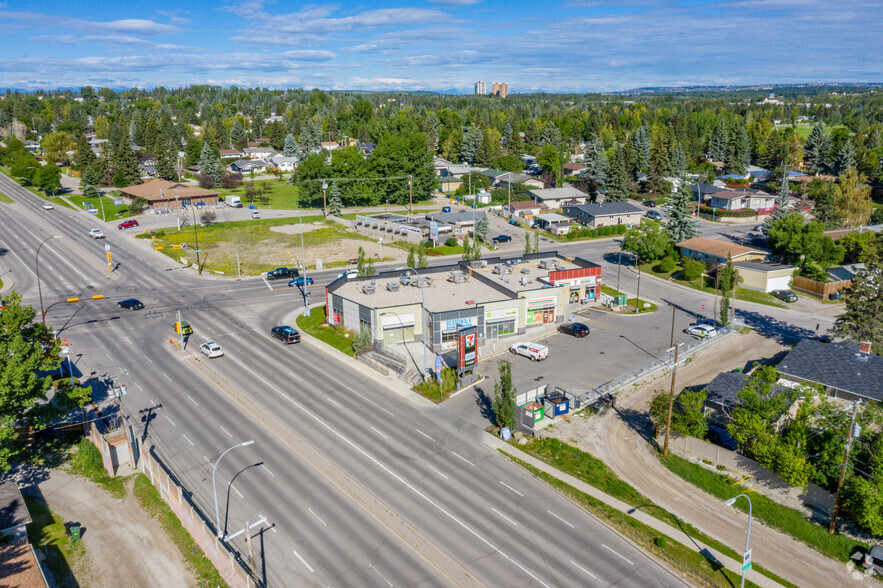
251, 210, 261, 219
42, 202, 53, 210
642, 200, 657, 207
509, 342, 549, 361
118, 219, 139, 229
174, 320, 193, 335
771, 289, 798, 303
289, 276, 314, 287
491, 235, 512, 244
88, 228, 105, 239
753, 224, 764, 232
271, 326, 301, 344
559, 322, 590, 338
117, 298, 144, 310
200, 341, 224, 358
708, 425, 737, 450
266, 267, 298, 280
863, 545, 883, 575
685, 324, 717, 338
645, 210, 663, 221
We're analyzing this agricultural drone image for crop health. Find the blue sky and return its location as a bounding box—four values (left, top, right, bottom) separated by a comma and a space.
0, 0, 880, 92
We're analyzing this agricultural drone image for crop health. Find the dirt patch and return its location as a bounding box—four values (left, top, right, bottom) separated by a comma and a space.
269, 222, 328, 235
211, 237, 407, 273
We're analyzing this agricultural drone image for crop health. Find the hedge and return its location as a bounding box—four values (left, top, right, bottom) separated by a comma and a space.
699, 205, 757, 218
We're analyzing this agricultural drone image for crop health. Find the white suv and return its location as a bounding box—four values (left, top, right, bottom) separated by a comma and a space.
88, 228, 105, 239
509, 342, 549, 361
200, 341, 224, 358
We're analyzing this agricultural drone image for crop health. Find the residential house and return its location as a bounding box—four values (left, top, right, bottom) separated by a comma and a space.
703, 371, 787, 426
118, 178, 219, 209
0, 543, 48, 587
23, 139, 40, 152
777, 339, 883, 404
561, 202, 643, 229
243, 146, 277, 160
732, 260, 796, 293
502, 200, 542, 220
534, 213, 572, 235
229, 158, 268, 174
690, 182, 729, 205
433, 156, 453, 172
824, 224, 882, 241
494, 172, 544, 190
360, 142, 376, 156
527, 186, 588, 209
247, 138, 270, 147
562, 162, 587, 177
320, 141, 339, 152
267, 154, 299, 172
677, 237, 769, 264
438, 171, 462, 193
707, 189, 775, 212
442, 164, 487, 179
480, 169, 508, 184
219, 149, 242, 159
0, 481, 32, 542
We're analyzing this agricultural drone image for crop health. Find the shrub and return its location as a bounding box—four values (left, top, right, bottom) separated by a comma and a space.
682, 257, 705, 281
653, 537, 667, 548
657, 256, 677, 273
615, 224, 628, 235
445, 237, 457, 247
221, 172, 243, 189
351, 326, 372, 355
699, 205, 756, 218
597, 225, 614, 236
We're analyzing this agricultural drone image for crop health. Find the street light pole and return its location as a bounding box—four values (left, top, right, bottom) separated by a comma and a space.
321, 180, 328, 218
35, 235, 62, 325
191, 204, 201, 275
725, 494, 753, 588
634, 254, 642, 314
298, 199, 310, 317
408, 175, 413, 215
213, 440, 255, 539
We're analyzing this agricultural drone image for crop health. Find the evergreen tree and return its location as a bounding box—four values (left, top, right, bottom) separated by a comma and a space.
491, 361, 517, 431
718, 256, 737, 325
229, 120, 247, 148
648, 134, 670, 193
283, 133, 298, 157
631, 126, 650, 170
833, 140, 855, 176
763, 173, 794, 235
803, 123, 831, 175
327, 181, 343, 216
80, 162, 101, 189
111, 140, 141, 188
605, 147, 630, 202
581, 134, 608, 185
834, 167, 873, 228
474, 128, 502, 167
664, 179, 700, 243
155, 142, 177, 181
501, 122, 513, 148
460, 126, 482, 164
668, 142, 687, 178
709, 120, 729, 161
542, 122, 562, 149
807, 177, 839, 228
72, 132, 95, 171
724, 123, 750, 175
198, 142, 223, 186
833, 258, 883, 351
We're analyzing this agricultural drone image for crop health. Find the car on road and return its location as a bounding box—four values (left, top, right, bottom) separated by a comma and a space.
174, 320, 193, 335
266, 267, 298, 280
491, 235, 512, 245
200, 341, 224, 358
642, 200, 657, 207
337, 269, 358, 279
771, 289, 798, 303
117, 298, 144, 311
559, 322, 590, 338
88, 228, 105, 239
645, 210, 663, 221
271, 326, 301, 344
118, 219, 139, 230
509, 342, 549, 361
753, 224, 764, 232
289, 276, 314, 287
251, 210, 261, 219
685, 324, 717, 338
42, 202, 53, 210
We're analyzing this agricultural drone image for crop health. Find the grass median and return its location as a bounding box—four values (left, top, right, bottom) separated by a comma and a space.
638, 261, 787, 309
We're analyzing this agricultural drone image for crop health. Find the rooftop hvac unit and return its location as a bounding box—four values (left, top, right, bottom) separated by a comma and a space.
520, 276, 528, 286
520, 268, 530, 274
470, 260, 487, 268
450, 272, 467, 284
400, 274, 412, 286
415, 276, 432, 288
539, 259, 558, 270
494, 264, 512, 275
386, 281, 399, 292
361, 284, 375, 295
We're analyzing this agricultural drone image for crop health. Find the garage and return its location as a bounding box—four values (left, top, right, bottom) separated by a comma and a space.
733, 260, 797, 293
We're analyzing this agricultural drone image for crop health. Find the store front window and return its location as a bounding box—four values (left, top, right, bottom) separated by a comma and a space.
383, 325, 414, 345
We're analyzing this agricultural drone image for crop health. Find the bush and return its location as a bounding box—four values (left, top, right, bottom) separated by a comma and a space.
445, 237, 457, 247
597, 225, 615, 236
351, 326, 372, 355
197, 173, 216, 189
699, 205, 756, 218
682, 257, 705, 281
657, 256, 677, 272
221, 172, 243, 189
653, 537, 667, 548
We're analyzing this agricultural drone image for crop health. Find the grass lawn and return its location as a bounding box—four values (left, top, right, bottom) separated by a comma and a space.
133, 474, 228, 587
600, 284, 624, 297
25, 495, 89, 588
216, 178, 301, 209
661, 453, 864, 565
0, 190, 11, 203
69, 438, 127, 499
735, 287, 787, 308
627, 298, 658, 313
296, 305, 355, 356
67, 193, 133, 221
423, 243, 467, 256
505, 440, 791, 588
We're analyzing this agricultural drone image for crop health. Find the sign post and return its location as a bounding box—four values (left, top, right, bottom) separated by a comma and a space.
105, 243, 112, 271
430, 220, 439, 248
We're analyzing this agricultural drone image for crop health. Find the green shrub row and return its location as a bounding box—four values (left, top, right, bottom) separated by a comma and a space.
565, 223, 628, 239
699, 205, 758, 218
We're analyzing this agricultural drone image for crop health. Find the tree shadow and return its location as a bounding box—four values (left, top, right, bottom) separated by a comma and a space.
474, 385, 495, 425
613, 406, 656, 444
735, 308, 815, 344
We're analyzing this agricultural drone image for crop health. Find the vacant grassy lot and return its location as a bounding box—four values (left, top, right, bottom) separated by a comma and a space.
25, 495, 89, 587
67, 193, 133, 221
216, 178, 301, 209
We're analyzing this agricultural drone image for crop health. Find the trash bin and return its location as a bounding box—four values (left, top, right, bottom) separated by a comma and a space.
70, 525, 81, 542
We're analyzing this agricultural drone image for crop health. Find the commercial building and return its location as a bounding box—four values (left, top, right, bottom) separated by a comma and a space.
118, 178, 219, 210
324, 253, 601, 354
492, 82, 508, 98
475, 81, 486, 95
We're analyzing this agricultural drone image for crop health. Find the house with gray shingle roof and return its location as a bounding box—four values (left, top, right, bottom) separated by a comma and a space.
527, 186, 588, 208
561, 202, 642, 229
777, 339, 883, 403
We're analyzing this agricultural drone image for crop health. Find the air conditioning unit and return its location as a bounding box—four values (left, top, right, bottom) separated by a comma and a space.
361, 284, 375, 295
539, 259, 558, 270
494, 264, 511, 275
415, 276, 432, 288
450, 272, 467, 284
386, 281, 399, 292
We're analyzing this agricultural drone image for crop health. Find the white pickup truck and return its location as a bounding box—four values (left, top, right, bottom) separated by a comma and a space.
88, 228, 105, 239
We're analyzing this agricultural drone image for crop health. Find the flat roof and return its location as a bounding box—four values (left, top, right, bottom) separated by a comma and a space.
476, 257, 580, 293
0, 481, 30, 535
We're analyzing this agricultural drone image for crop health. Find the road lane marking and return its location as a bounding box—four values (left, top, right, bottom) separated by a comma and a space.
570, 560, 598, 580
165, 415, 176, 427
162, 372, 172, 381
602, 544, 634, 565
292, 549, 314, 573
106, 352, 114, 361
324, 396, 342, 408
261, 463, 276, 478
188, 395, 199, 406
426, 464, 448, 480
143, 354, 153, 363
308, 508, 327, 527
369, 564, 393, 587
203, 455, 210, 464
451, 451, 474, 466
499, 481, 523, 497
231, 484, 243, 499
324, 373, 394, 416
182, 433, 195, 446
151, 399, 157, 406
133, 381, 143, 392
219, 424, 232, 438
262, 276, 273, 291
370, 426, 389, 440
124, 336, 132, 344
415, 429, 435, 442
491, 507, 518, 527
288, 370, 304, 382
547, 510, 575, 528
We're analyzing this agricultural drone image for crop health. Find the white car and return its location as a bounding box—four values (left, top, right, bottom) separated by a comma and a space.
42, 202, 54, 210
88, 228, 105, 239
251, 210, 261, 219
200, 341, 224, 358
685, 324, 717, 338
337, 269, 358, 279
509, 342, 549, 361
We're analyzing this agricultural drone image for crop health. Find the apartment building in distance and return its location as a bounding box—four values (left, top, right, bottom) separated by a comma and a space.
474, 81, 486, 95
492, 82, 509, 98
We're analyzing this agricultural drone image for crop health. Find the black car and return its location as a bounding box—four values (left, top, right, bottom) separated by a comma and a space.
642, 200, 657, 207
771, 289, 798, 303
559, 322, 590, 337
267, 267, 299, 280
271, 326, 300, 344
117, 298, 144, 310
491, 235, 512, 244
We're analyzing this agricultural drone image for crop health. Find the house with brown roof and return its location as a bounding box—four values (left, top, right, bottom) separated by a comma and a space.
676, 237, 769, 264
562, 162, 587, 177
118, 178, 219, 210
219, 149, 242, 159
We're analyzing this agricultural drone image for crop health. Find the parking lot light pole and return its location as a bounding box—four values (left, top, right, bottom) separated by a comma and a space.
35, 235, 62, 325
213, 440, 254, 539
725, 494, 752, 588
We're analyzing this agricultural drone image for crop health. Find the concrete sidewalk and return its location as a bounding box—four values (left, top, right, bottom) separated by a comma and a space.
289, 305, 785, 588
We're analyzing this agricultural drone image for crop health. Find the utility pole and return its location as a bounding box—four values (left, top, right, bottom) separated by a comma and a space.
408, 175, 413, 215
245, 520, 255, 572
321, 180, 328, 218
829, 400, 861, 534
177, 309, 184, 352
191, 204, 201, 275
669, 303, 676, 348
663, 342, 681, 457
616, 251, 622, 293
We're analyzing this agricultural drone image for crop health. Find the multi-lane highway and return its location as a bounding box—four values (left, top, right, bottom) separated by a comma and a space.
0, 176, 693, 586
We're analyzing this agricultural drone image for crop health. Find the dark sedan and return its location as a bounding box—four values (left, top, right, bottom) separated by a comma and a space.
559, 322, 590, 337
491, 235, 512, 244
117, 298, 144, 310
772, 289, 798, 303
642, 200, 657, 207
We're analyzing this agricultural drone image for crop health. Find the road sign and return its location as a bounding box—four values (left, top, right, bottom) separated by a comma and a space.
104, 244, 111, 252
500, 427, 512, 441
430, 220, 439, 242
742, 562, 752, 572
113, 198, 124, 206
742, 549, 752, 571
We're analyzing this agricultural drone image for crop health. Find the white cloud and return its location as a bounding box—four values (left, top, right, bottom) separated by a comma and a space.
428, 0, 480, 6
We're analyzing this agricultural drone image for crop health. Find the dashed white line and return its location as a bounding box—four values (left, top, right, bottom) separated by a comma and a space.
292, 549, 314, 573
203, 455, 211, 464
499, 481, 523, 497
151, 399, 157, 407
415, 429, 435, 442
369, 564, 393, 587
370, 426, 389, 440
547, 510, 575, 529
258, 513, 276, 534
219, 424, 232, 438
133, 381, 144, 392
230, 484, 243, 499
188, 395, 199, 406
261, 463, 276, 478
182, 433, 195, 446
143, 354, 153, 364
570, 560, 598, 580
451, 451, 474, 466
165, 415, 176, 427
288, 370, 303, 382
325, 374, 394, 416
602, 544, 634, 565
106, 352, 114, 361
491, 507, 519, 527
162, 372, 172, 381
123, 336, 132, 344
308, 508, 327, 527
426, 464, 449, 480
324, 396, 342, 408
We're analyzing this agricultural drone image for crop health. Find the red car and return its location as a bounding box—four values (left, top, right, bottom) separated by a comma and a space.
118, 219, 139, 229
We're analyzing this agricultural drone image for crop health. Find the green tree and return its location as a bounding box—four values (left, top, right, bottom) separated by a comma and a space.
474, 215, 489, 242
461, 235, 472, 261
668, 142, 687, 178
40, 131, 75, 164
72, 132, 96, 171
717, 256, 737, 325
605, 147, 629, 202
407, 245, 416, 270
536, 144, 563, 187
833, 141, 855, 176
833, 259, 883, 351
524, 233, 531, 256
709, 120, 729, 162
647, 133, 670, 194
417, 243, 428, 268
581, 134, 608, 187
621, 223, 673, 262
803, 123, 831, 175
492, 154, 522, 173
491, 361, 517, 431
767, 213, 843, 268
155, 142, 177, 181
0, 292, 91, 472
664, 180, 699, 243
724, 124, 750, 175
327, 181, 343, 216
283, 133, 298, 157
474, 128, 502, 167
229, 120, 247, 149
81, 162, 101, 189
501, 121, 513, 148
542, 122, 563, 149
682, 257, 705, 281
198, 142, 223, 186
672, 390, 708, 438
807, 177, 839, 228
631, 126, 650, 169
648, 391, 670, 437
369, 132, 436, 206
834, 167, 873, 228
762, 175, 794, 235
111, 139, 141, 188
129, 196, 148, 216
460, 126, 482, 164
33, 163, 61, 195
